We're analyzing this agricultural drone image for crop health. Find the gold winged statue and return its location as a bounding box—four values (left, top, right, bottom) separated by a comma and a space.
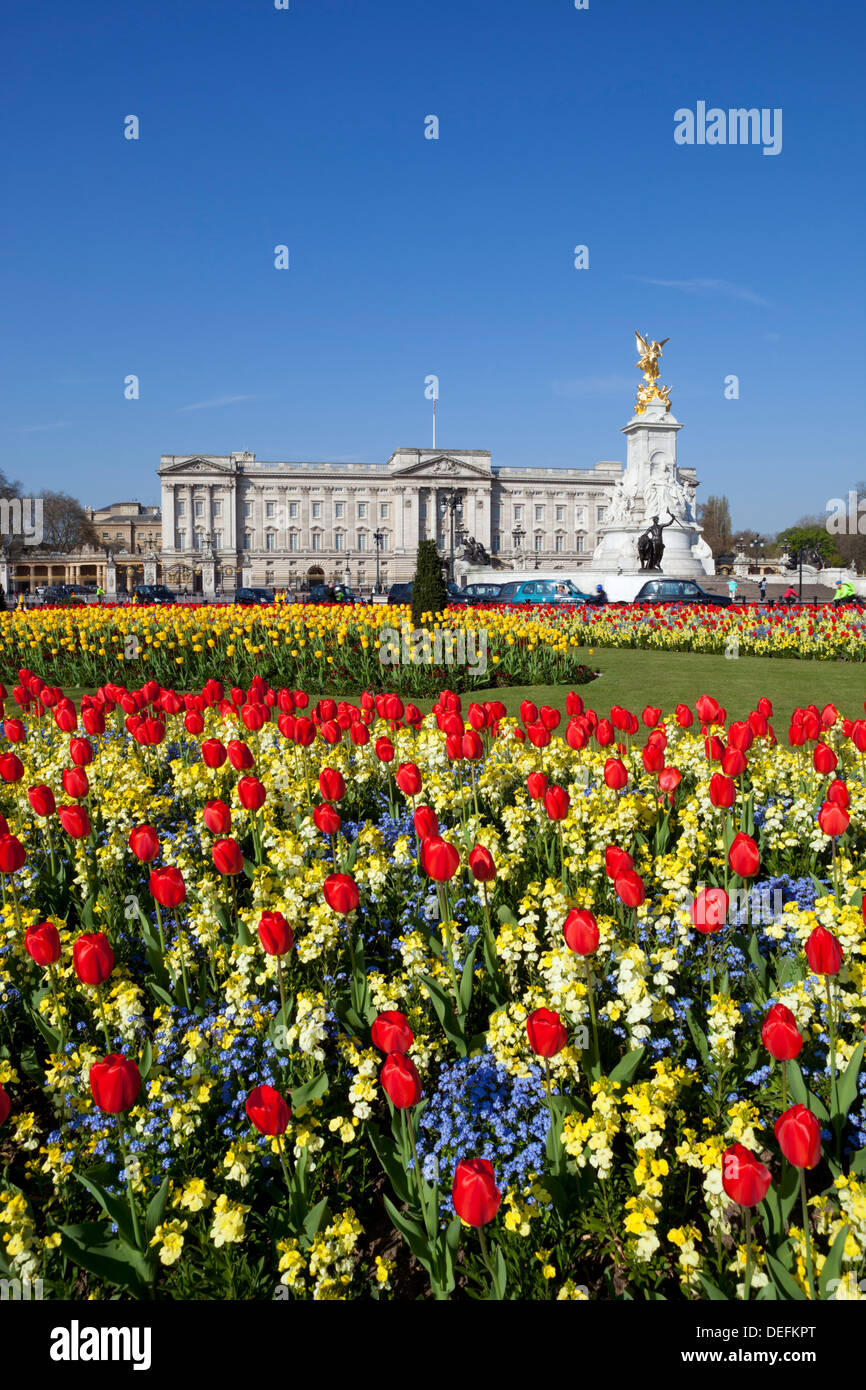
634, 332, 672, 413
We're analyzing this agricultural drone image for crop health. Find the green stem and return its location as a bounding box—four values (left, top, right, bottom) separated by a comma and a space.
47, 962, 65, 1053
96, 986, 112, 1052
744, 1206, 753, 1302
584, 959, 600, 1070
826, 976, 839, 1157
115, 1115, 143, 1251
438, 883, 462, 1019
799, 1169, 816, 1300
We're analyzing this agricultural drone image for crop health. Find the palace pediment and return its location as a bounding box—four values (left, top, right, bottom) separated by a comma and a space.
159, 456, 235, 477
388, 453, 492, 481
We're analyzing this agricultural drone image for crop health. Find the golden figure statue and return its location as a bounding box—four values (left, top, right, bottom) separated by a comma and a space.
634, 331, 672, 413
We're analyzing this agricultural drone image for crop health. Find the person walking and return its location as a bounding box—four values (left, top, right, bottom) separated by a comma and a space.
727, 576, 738, 603
759, 576, 766, 603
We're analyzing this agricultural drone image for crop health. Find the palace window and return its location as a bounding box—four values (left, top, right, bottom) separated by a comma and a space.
312, 532, 322, 551
335, 502, 344, 519
576, 507, 585, 524
195, 500, 204, 518
335, 532, 345, 551
176, 501, 185, 517
534, 534, 543, 552
213, 500, 222, 518
266, 501, 276, 519
535, 505, 544, 522
492, 532, 500, 553
380, 503, 389, 519
214, 530, 223, 550
312, 502, 322, 518
357, 502, 368, 519
288, 532, 299, 551
556, 506, 565, 522
513, 505, 523, 521
289, 502, 298, 519
357, 532, 367, 551
597, 507, 606, 523
379, 533, 389, 551
555, 535, 564, 553
576, 534, 584, 553
265, 532, 276, 551
243, 532, 252, 551
243, 501, 252, 518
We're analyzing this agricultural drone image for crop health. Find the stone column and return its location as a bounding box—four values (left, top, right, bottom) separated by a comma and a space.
105, 554, 117, 598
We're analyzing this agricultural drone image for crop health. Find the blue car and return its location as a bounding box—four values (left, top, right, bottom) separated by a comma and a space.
493, 579, 598, 607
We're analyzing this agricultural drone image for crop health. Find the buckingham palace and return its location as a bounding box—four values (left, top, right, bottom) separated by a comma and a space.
158, 447, 633, 592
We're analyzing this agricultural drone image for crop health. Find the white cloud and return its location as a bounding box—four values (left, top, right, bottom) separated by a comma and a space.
633, 276, 771, 308
177, 394, 260, 413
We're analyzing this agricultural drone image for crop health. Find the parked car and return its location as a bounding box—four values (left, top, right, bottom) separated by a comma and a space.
234, 587, 274, 606
386, 582, 413, 604
305, 583, 360, 605
131, 585, 178, 606
493, 579, 599, 607
629, 578, 732, 607
40, 586, 84, 607
450, 582, 502, 607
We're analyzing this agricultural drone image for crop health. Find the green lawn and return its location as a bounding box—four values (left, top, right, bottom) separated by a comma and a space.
16, 646, 865, 732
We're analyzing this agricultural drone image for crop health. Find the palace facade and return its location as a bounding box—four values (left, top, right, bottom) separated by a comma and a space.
158, 448, 630, 591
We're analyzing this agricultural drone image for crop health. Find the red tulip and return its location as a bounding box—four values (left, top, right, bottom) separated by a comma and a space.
395, 763, 423, 797
658, 766, 681, 797
62, 767, 89, 800
563, 908, 599, 955
413, 805, 439, 841
452, 1157, 501, 1227
257, 910, 294, 956
642, 706, 661, 728
89, 1054, 140, 1115
526, 1007, 568, 1057
314, 802, 342, 835
721, 748, 747, 779
380, 1052, 422, 1108
203, 800, 232, 834
467, 844, 496, 883
58, 805, 91, 839
371, 1010, 414, 1055
721, 1143, 772, 1207
805, 924, 843, 977
319, 767, 346, 802
675, 704, 694, 728
25, 920, 61, 966
0, 1086, 9, 1126
709, 773, 736, 809
690, 887, 729, 935
604, 845, 633, 880
827, 779, 850, 809
615, 869, 645, 907
526, 772, 548, 801
73, 931, 114, 986
544, 786, 570, 821
642, 742, 664, 774
818, 802, 849, 838
323, 873, 360, 914
212, 838, 245, 876
728, 833, 760, 878
761, 1003, 803, 1060
149, 865, 186, 908
201, 738, 228, 769
421, 837, 460, 882
695, 695, 723, 725
69, 737, 93, 767
604, 758, 628, 790
375, 737, 395, 763
128, 825, 160, 863
246, 1083, 291, 1135
813, 743, 838, 775
0, 753, 25, 783
774, 1105, 821, 1169
237, 776, 266, 811
27, 785, 56, 817
227, 740, 255, 771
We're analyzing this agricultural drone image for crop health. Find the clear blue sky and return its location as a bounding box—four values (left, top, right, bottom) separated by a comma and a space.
2, 0, 864, 533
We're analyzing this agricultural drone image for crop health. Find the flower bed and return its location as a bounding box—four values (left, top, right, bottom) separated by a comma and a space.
0, 671, 864, 1300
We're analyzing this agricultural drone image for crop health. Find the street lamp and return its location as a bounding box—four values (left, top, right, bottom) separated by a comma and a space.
344, 549, 352, 589
372, 529, 385, 594
439, 489, 464, 582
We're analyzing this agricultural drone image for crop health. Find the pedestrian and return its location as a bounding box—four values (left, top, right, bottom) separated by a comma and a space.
759, 576, 766, 603
727, 576, 738, 603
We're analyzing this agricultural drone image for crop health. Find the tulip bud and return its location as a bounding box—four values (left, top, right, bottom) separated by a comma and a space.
526, 1007, 568, 1057
73, 932, 114, 986
246, 1084, 291, 1135
380, 1052, 422, 1109
128, 825, 160, 863
760, 1003, 803, 1060
452, 1157, 501, 1227
25, 920, 61, 967
89, 1054, 140, 1115
774, 1104, 821, 1169
257, 911, 294, 957
323, 873, 360, 914
804, 924, 843, 977
563, 908, 599, 955
371, 1010, 414, 1055
721, 1143, 772, 1207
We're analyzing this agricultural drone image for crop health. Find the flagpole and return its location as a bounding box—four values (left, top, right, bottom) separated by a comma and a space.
433, 394, 437, 450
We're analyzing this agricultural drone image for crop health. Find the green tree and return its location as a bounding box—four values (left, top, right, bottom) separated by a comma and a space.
776, 523, 839, 569
697, 495, 732, 556
411, 538, 448, 625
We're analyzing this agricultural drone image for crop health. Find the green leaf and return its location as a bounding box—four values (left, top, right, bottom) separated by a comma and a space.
29, 1006, 62, 1054
835, 1041, 865, 1122
787, 1061, 830, 1122
138, 1038, 153, 1082
148, 982, 175, 1009
368, 1123, 412, 1206
74, 1171, 138, 1250
302, 1197, 331, 1243
290, 1071, 329, 1110
458, 939, 480, 1015
496, 904, 518, 927
384, 1194, 434, 1267
58, 1222, 151, 1295
18, 1045, 44, 1084
759, 1160, 800, 1243
145, 1177, 170, 1241
765, 1250, 807, 1301
420, 973, 468, 1056
696, 1273, 727, 1300
818, 1223, 850, 1299
685, 1010, 710, 1069
608, 1046, 646, 1086
851, 1147, 866, 1177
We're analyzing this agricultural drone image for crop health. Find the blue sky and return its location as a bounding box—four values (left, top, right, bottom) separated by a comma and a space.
2, 0, 864, 532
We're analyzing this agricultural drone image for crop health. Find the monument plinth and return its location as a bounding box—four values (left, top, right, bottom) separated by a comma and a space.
591, 335, 713, 577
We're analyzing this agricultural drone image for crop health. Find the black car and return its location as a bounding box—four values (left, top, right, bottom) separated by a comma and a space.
450, 582, 502, 606
386, 582, 413, 604
631, 578, 732, 607
40, 585, 83, 606
235, 587, 274, 606
306, 583, 360, 605
131, 585, 178, 606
